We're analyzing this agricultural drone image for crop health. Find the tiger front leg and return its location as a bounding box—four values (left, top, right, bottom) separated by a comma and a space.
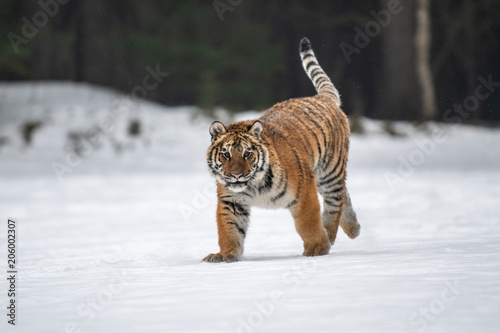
202, 196, 250, 263
290, 182, 331, 257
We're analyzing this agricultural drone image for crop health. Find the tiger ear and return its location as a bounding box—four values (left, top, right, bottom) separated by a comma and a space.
248, 121, 263, 141
209, 121, 227, 142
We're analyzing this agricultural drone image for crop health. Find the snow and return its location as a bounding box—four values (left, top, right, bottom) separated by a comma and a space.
0, 82, 499, 333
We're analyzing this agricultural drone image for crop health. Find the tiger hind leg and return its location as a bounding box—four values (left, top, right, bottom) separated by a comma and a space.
320, 187, 360, 244
339, 189, 360, 239
321, 197, 343, 245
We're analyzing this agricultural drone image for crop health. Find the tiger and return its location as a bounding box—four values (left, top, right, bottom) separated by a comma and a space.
203, 37, 360, 263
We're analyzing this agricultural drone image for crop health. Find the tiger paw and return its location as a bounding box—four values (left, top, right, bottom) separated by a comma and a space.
202, 253, 239, 263
303, 239, 331, 256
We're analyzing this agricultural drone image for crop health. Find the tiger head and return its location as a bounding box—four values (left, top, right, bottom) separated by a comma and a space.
207, 120, 268, 192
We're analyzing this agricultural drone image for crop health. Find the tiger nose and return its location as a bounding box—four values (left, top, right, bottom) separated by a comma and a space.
232, 173, 243, 179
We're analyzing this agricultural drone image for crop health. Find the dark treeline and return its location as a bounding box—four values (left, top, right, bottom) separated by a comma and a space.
1, 0, 499, 122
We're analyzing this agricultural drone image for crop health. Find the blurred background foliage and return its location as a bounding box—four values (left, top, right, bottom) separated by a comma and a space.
0, 0, 499, 122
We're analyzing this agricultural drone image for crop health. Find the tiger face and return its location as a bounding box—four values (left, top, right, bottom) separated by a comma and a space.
207, 120, 268, 192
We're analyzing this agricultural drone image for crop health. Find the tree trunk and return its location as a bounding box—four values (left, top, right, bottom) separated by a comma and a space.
374, 0, 420, 120
74, 0, 111, 85
415, 0, 437, 120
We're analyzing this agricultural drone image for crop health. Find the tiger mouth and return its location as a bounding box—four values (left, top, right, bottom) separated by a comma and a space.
227, 180, 248, 186
225, 172, 261, 186
225, 175, 250, 184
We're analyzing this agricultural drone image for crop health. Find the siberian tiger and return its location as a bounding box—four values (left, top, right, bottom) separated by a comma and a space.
203, 37, 360, 263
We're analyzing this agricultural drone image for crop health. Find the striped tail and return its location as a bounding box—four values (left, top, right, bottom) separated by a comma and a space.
299, 37, 341, 107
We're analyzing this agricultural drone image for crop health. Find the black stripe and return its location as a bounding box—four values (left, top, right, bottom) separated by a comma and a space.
318, 164, 344, 187
318, 80, 332, 88
319, 156, 343, 184
265, 121, 306, 192
310, 68, 323, 80
324, 199, 342, 207
312, 73, 327, 82
300, 104, 328, 154
233, 137, 241, 147
258, 167, 274, 194
282, 106, 323, 162
258, 122, 305, 194
289, 146, 304, 195
271, 177, 288, 202
276, 109, 315, 162
228, 222, 246, 237
255, 146, 265, 171
318, 174, 342, 188
322, 186, 343, 196
290, 102, 323, 147
263, 119, 305, 177
318, 82, 334, 93
302, 53, 314, 60
286, 198, 298, 208
222, 200, 249, 216
314, 76, 329, 88
289, 145, 304, 176
303, 99, 335, 136
322, 149, 336, 172
306, 60, 318, 71
273, 164, 285, 188
209, 146, 218, 167
304, 100, 337, 167
327, 156, 345, 179
324, 194, 342, 202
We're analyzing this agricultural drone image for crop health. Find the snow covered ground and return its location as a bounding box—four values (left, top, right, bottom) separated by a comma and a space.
0, 82, 499, 333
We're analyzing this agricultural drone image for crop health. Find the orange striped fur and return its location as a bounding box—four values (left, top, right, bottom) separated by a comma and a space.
203, 38, 360, 263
